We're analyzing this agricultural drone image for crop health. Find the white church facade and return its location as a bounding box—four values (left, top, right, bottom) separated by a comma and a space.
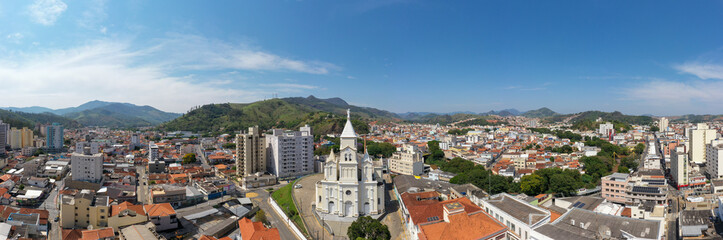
315, 110, 385, 217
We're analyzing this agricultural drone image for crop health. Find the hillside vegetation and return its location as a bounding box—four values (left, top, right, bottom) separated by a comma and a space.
0, 109, 83, 129
159, 97, 376, 135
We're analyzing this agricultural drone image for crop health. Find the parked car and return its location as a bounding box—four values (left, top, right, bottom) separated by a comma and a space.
54, 217, 59, 222
294, 184, 302, 189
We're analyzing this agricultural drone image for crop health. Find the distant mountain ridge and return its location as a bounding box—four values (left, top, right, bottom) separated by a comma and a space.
2, 100, 181, 128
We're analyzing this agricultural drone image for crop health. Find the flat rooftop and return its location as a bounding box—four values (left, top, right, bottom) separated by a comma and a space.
486, 193, 549, 226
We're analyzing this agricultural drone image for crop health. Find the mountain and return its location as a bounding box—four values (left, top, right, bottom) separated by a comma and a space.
521, 107, 558, 118
1, 106, 55, 114
0, 109, 82, 129
159, 96, 396, 135
668, 114, 723, 123
3, 100, 181, 128
63, 103, 181, 128
403, 113, 482, 125
544, 111, 654, 132
484, 109, 521, 116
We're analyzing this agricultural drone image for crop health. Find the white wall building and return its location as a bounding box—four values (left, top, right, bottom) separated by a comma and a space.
265, 125, 314, 178
75, 142, 100, 154
71, 148, 103, 183
707, 140, 723, 179
689, 123, 717, 164
659, 117, 669, 132
599, 122, 614, 136
388, 144, 424, 176
315, 110, 385, 217
671, 147, 689, 188
481, 193, 551, 240
149, 142, 159, 161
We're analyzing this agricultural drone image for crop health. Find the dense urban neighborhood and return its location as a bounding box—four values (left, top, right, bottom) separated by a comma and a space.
1, 100, 722, 240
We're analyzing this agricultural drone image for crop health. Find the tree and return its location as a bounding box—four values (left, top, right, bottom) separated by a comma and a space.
222, 143, 236, 149
549, 174, 578, 196
650, 126, 660, 132
254, 209, 269, 225
618, 166, 629, 173
347, 216, 391, 240
634, 143, 645, 155
520, 174, 545, 195
182, 153, 197, 164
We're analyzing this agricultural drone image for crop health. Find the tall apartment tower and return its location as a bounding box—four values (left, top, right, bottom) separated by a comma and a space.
671, 147, 689, 188
46, 123, 64, 152
266, 125, 314, 178
0, 120, 7, 155
236, 126, 266, 176
658, 117, 669, 132
707, 140, 723, 179
71, 147, 104, 183
689, 123, 717, 164
149, 142, 159, 161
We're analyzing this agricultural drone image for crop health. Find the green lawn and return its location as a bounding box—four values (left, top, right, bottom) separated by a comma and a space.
271, 182, 308, 236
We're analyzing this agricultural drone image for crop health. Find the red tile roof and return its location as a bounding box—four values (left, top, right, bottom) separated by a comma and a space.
238, 217, 281, 240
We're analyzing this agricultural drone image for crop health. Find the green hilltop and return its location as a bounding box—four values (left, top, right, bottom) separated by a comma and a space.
158, 96, 396, 135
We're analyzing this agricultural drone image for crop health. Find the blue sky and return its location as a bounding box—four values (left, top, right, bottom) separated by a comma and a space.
1, 0, 723, 115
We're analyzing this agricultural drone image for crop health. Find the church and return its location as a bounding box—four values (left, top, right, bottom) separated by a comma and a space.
315, 110, 385, 217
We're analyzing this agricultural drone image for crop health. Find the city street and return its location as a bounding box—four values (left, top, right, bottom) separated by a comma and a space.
40, 184, 60, 240
136, 166, 150, 204
248, 187, 299, 240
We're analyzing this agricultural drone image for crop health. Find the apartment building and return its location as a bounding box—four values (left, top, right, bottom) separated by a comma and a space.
236, 126, 266, 177
46, 123, 64, 152
71, 148, 104, 183
388, 144, 424, 176
75, 141, 100, 154
59, 190, 110, 229
672, 147, 689, 188
0, 120, 7, 155
689, 123, 717, 164
707, 140, 723, 179
265, 125, 314, 178
601, 173, 629, 204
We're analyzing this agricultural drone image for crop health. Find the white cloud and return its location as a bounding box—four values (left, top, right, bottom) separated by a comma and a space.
624, 80, 723, 113
0, 40, 260, 112
100, 26, 107, 34
675, 62, 723, 80
0, 35, 335, 112
151, 34, 338, 74
28, 0, 67, 25
6, 33, 23, 43
78, 0, 108, 31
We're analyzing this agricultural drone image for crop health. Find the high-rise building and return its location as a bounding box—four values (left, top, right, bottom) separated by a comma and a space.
149, 142, 159, 161
707, 140, 723, 179
671, 147, 689, 188
388, 144, 424, 176
236, 126, 266, 177
598, 122, 614, 138
76, 142, 100, 154
9, 128, 21, 149
265, 125, 314, 178
20, 127, 33, 148
688, 123, 717, 164
0, 120, 7, 154
71, 147, 103, 183
658, 117, 669, 132
46, 123, 64, 152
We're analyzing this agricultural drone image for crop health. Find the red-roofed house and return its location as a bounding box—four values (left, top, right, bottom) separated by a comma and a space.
400, 192, 511, 240
238, 217, 281, 240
